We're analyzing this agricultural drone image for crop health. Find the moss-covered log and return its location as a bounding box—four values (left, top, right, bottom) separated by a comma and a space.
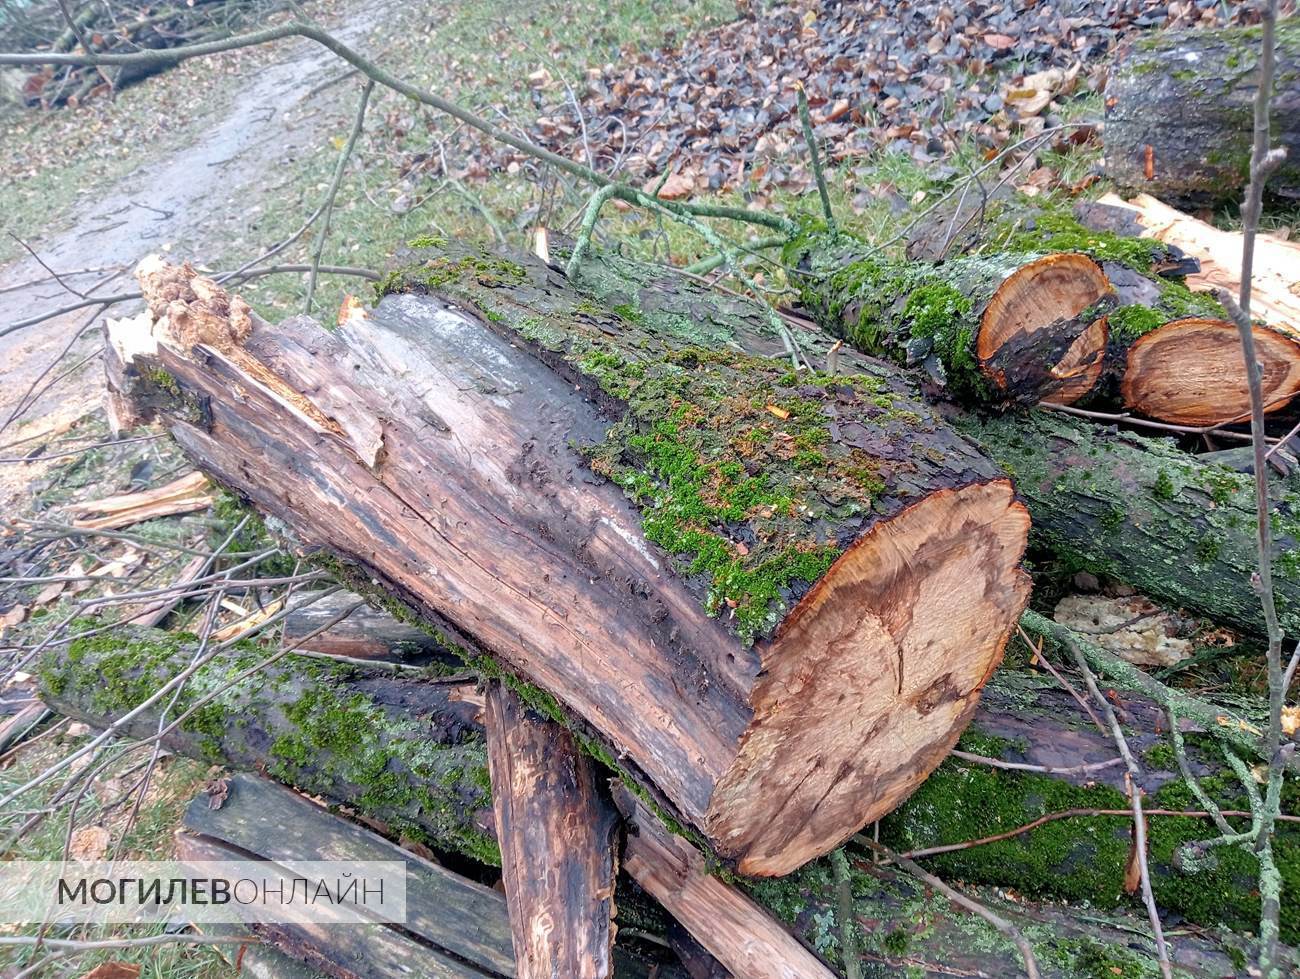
37, 628, 1287, 967
783, 230, 1115, 406
36, 626, 499, 864
106, 254, 1031, 876
572, 245, 1300, 637
1105, 19, 1300, 200
950, 406, 1300, 636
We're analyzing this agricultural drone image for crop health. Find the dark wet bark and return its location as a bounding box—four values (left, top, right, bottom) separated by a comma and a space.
1105, 19, 1300, 199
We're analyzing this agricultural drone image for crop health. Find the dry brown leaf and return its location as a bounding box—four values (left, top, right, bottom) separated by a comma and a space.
765, 405, 790, 420
645, 172, 695, 201
1282, 705, 1300, 737
337, 294, 367, 328
0, 605, 27, 630
983, 33, 1016, 50
69, 824, 111, 862
80, 963, 141, 979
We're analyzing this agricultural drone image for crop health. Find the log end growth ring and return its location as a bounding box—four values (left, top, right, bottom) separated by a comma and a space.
1120, 317, 1300, 426
704, 479, 1031, 877
976, 253, 1112, 405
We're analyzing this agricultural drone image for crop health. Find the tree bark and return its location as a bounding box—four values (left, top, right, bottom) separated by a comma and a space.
106, 253, 1031, 876
1104, 19, 1300, 200
38, 631, 1287, 965
485, 681, 620, 979
782, 234, 1114, 406
949, 405, 1300, 636
36, 626, 500, 864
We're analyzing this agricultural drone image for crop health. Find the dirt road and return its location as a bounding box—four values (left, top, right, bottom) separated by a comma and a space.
0, 3, 388, 435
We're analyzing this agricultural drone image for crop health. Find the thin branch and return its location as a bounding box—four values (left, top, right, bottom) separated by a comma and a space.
795, 83, 835, 233
1216, 3, 1289, 971
855, 839, 1041, 979
305, 79, 375, 314
0, 21, 794, 233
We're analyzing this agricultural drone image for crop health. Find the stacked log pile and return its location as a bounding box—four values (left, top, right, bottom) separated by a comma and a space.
43, 216, 1296, 975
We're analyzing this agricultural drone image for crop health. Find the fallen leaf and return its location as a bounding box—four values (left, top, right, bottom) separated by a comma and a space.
1282, 705, 1300, 737
644, 172, 695, 201
80, 963, 141, 979
766, 405, 790, 420
69, 825, 111, 862
1216, 714, 1262, 736
983, 33, 1016, 50
337, 295, 368, 328
1, 605, 28, 630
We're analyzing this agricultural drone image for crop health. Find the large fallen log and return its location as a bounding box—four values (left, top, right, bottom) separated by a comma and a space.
105, 253, 1031, 875
948, 406, 1300, 636
38, 630, 1294, 960
572, 244, 1300, 637
782, 231, 1114, 405
1104, 19, 1300, 199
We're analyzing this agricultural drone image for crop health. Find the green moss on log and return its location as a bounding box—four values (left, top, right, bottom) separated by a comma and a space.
953, 407, 1300, 635
38, 627, 498, 865
380, 241, 997, 643
879, 727, 1299, 943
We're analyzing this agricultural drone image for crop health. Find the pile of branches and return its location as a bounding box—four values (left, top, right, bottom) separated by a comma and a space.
0, 0, 287, 107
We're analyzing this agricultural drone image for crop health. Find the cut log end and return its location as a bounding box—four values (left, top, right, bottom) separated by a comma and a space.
1120, 317, 1300, 426
706, 479, 1031, 877
976, 253, 1112, 405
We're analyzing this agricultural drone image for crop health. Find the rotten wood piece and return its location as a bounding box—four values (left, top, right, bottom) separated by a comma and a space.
105, 253, 1031, 876
280, 589, 453, 665
615, 785, 835, 979
1104, 19, 1300, 200
485, 681, 620, 979
63, 469, 213, 530
783, 233, 1115, 406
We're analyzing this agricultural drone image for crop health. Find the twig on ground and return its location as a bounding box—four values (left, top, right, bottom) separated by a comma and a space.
855, 838, 1041, 979
1062, 630, 1173, 978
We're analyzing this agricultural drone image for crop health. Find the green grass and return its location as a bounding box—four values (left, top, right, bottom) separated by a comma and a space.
0, 741, 232, 978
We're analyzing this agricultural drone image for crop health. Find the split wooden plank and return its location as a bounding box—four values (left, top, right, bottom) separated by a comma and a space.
180, 773, 514, 977
65, 469, 213, 530
1097, 192, 1300, 332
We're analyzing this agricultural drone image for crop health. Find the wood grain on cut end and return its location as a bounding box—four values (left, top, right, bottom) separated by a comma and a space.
1120, 317, 1300, 426
977, 253, 1112, 404
705, 479, 1031, 877
485, 683, 619, 979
